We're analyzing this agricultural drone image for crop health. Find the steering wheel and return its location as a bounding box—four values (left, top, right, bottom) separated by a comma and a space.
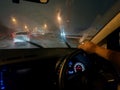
58, 49, 119, 90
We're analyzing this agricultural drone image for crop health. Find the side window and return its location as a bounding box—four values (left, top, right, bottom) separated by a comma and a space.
107, 27, 120, 51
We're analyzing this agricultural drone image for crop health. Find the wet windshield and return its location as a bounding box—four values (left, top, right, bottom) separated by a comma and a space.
0, 0, 119, 48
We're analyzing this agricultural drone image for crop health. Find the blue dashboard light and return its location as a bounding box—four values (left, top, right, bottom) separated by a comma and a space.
68, 61, 73, 66
68, 70, 74, 74
0, 71, 5, 90
1, 86, 5, 90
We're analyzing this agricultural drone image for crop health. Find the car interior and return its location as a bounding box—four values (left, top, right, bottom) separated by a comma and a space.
0, 0, 120, 90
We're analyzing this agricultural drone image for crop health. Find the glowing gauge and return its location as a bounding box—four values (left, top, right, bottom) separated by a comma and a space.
74, 62, 85, 73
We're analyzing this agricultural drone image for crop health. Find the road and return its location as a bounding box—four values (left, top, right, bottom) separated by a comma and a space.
0, 33, 79, 49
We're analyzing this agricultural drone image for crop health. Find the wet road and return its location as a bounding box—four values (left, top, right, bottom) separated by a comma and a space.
0, 33, 79, 49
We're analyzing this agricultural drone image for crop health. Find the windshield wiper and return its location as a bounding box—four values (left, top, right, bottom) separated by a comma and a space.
61, 36, 71, 48
26, 41, 44, 48
60, 29, 72, 48
64, 39, 71, 48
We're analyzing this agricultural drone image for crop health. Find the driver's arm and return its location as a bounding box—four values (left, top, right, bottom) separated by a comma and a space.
78, 41, 120, 65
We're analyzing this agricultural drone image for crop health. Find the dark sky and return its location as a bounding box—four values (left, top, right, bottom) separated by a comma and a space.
0, 0, 118, 34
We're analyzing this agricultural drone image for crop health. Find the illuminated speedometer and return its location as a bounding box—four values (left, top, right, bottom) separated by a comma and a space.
74, 62, 85, 73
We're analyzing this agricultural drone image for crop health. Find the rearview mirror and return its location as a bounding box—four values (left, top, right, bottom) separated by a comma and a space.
12, 0, 49, 4
40, 0, 49, 4
24, 0, 49, 4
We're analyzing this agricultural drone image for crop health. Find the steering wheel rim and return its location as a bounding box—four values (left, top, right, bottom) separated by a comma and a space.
58, 49, 92, 90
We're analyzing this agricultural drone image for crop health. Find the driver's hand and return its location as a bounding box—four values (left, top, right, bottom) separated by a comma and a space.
78, 41, 97, 54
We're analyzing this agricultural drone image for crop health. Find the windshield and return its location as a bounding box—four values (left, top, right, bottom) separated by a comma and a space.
0, 0, 119, 48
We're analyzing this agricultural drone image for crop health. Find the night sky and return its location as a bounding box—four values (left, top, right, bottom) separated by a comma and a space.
0, 0, 118, 35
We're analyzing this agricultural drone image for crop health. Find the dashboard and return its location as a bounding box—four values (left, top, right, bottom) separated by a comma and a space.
56, 50, 119, 90
0, 48, 119, 90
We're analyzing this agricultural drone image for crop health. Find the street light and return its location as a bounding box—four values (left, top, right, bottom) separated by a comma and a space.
57, 12, 62, 25
11, 16, 19, 31
57, 11, 67, 42
44, 23, 47, 29
24, 25, 29, 32
11, 17, 17, 24
24, 25, 28, 29
57, 15, 61, 23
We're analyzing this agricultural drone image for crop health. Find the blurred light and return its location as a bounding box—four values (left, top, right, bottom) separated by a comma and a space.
24, 25, 29, 32
1, 86, 5, 90
44, 24, 47, 29
68, 61, 73, 66
57, 12, 62, 24
24, 25, 28, 29
11, 17, 17, 24
58, 15, 61, 22
68, 71, 74, 74
61, 31, 65, 37
61, 29, 66, 39
0, 71, 5, 90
